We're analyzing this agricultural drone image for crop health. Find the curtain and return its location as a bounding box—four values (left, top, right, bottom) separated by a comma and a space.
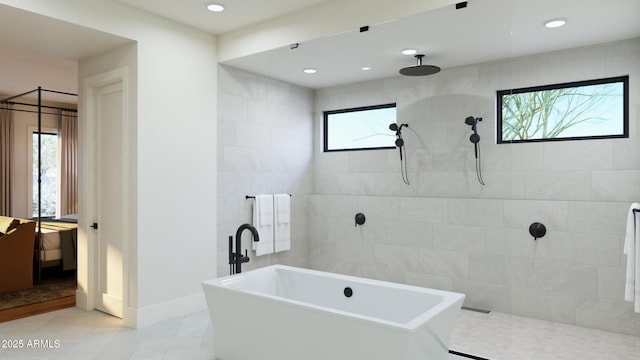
59, 110, 78, 216
0, 105, 13, 216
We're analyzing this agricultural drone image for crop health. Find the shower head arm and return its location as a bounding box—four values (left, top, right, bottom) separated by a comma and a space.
399, 54, 440, 76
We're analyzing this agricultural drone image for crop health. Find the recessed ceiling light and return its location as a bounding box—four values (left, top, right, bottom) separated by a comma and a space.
303, 68, 317, 74
401, 49, 417, 55
361, 66, 372, 71
207, 3, 225, 12
544, 18, 566, 28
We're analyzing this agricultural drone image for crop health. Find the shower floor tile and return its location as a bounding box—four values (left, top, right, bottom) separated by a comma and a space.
450, 309, 640, 360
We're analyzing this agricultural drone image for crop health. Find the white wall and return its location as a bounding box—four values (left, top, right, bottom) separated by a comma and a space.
217, 65, 313, 276
1, 0, 218, 328
310, 39, 640, 335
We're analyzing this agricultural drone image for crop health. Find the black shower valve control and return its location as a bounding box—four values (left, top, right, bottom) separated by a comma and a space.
529, 222, 547, 240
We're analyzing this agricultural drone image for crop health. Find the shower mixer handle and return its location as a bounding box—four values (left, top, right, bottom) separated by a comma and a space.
239, 249, 250, 263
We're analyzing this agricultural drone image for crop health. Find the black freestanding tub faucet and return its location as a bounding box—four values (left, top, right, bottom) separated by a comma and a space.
229, 224, 259, 274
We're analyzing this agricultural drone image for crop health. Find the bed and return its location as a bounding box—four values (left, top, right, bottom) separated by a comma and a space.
38, 215, 78, 271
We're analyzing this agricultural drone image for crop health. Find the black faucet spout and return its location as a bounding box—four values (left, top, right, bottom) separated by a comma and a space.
231, 223, 259, 274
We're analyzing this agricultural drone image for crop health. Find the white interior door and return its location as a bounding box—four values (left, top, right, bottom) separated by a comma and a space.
92, 81, 124, 318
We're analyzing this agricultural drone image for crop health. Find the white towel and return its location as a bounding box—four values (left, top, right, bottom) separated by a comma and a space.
274, 194, 291, 253
252, 195, 274, 256
624, 202, 640, 312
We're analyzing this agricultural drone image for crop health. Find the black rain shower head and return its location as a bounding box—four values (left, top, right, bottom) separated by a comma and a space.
399, 54, 441, 76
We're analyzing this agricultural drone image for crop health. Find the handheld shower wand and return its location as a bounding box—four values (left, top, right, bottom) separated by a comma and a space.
389, 123, 408, 160
465, 116, 482, 158
389, 123, 410, 185
465, 116, 485, 185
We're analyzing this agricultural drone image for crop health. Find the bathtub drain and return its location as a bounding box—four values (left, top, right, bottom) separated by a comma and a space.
343, 287, 353, 298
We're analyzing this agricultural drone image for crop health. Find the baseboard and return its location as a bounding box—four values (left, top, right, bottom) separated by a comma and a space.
75, 289, 89, 310
75, 289, 207, 329
132, 292, 207, 329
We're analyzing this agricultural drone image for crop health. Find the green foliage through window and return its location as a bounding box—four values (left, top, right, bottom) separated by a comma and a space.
497, 76, 628, 143
33, 132, 58, 217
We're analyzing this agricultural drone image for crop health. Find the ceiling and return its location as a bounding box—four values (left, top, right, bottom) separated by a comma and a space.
112, 0, 335, 35
0, 4, 132, 103
216, 0, 640, 88
0, 0, 639, 103
113, 0, 640, 89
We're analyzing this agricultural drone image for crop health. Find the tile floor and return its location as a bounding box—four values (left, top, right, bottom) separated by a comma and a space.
0, 306, 638, 359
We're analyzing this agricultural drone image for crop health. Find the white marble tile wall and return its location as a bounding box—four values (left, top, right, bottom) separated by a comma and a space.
216, 65, 313, 276
310, 39, 640, 335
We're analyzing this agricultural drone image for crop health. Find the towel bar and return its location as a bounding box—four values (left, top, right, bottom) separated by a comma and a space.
246, 194, 291, 199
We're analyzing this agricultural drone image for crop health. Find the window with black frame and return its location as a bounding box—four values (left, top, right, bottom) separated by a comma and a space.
32, 131, 58, 217
497, 76, 628, 143
323, 103, 397, 152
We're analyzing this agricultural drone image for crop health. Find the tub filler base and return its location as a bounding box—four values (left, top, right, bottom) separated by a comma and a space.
203, 265, 465, 360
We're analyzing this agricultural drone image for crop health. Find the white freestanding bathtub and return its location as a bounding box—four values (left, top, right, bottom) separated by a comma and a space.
202, 265, 465, 360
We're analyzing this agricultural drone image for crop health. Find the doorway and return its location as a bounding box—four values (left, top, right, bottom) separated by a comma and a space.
84, 69, 130, 320
0, 4, 135, 324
